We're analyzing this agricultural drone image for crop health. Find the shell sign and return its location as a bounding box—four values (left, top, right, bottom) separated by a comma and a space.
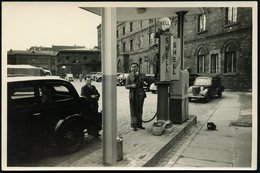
158, 17, 171, 31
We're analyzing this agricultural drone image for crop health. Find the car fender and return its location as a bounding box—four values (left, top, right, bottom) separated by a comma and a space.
54, 114, 89, 136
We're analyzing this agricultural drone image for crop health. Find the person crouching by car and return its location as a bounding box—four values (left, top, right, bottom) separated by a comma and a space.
81, 76, 101, 137
81, 76, 100, 113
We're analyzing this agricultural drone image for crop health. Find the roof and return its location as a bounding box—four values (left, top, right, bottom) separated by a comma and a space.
7, 64, 41, 69
7, 76, 66, 83
57, 48, 100, 53
81, 7, 203, 22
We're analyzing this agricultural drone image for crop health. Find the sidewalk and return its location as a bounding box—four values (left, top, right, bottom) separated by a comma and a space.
55, 115, 197, 168
166, 92, 253, 168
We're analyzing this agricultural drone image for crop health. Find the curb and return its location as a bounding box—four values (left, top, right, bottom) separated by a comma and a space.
142, 115, 197, 167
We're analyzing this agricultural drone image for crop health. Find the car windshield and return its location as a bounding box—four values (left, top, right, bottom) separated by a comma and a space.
194, 78, 212, 85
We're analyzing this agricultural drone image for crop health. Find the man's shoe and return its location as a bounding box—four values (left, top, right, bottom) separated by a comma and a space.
138, 126, 145, 130
133, 128, 137, 131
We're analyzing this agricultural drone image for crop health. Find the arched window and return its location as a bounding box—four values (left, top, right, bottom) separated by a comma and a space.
197, 47, 206, 73
224, 43, 236, 73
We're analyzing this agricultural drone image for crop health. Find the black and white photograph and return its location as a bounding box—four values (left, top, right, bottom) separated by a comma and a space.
1, 1, 257, 171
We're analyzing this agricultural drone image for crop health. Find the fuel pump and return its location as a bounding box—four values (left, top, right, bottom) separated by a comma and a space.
152, 17, 174, 135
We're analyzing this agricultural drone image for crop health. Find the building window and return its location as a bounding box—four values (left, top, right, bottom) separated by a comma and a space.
130, 40, 134, 51
123, 42, 126, 52
225, 7, 237, 25
197, 48, 206, 73
66, 56, 70, 60
210, 54, 219, 73
198, 14, 206, 32
123, 26, 125, 35
224, 43, 236, 73
149, 33, 155, 45
130, 22, 133, 32
138, 36, 143, 48
117, 30, 118, 37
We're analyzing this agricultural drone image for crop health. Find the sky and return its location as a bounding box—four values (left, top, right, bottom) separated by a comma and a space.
2, 2, 101, 51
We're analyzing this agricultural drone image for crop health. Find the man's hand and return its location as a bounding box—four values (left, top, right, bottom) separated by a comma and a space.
91, 95, 98, 99
131, 84, 137, 88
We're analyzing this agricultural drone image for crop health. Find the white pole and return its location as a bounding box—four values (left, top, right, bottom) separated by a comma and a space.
101, 7, 117, 165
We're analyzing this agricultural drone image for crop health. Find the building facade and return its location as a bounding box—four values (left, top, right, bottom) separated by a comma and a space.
7, 46, 101, 78
97, 7, 252, 91
7, 50, 57, 75
56, 48, 101, 77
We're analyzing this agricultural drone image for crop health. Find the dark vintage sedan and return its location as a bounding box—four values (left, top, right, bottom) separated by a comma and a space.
7, 76, 102, 160
188, 76, 225, 103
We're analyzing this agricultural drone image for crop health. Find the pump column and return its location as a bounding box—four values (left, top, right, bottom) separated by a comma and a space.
169, 11, 189, 124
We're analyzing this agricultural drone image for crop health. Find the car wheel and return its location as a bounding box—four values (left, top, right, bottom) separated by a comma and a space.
217, 91, 222, 98
57, 125, 84, 153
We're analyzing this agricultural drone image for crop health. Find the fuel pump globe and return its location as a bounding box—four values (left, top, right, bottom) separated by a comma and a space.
158, 17, 171, 31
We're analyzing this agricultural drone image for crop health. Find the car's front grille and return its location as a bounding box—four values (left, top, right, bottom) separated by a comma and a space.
192, 87, 200, 95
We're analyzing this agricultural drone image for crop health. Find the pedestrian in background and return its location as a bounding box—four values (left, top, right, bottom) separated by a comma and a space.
81, 76, 100, 113
125, 63, 146, 131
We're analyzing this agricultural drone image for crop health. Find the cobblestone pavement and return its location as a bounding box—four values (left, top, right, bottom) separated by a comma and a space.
72, 80, 221, 136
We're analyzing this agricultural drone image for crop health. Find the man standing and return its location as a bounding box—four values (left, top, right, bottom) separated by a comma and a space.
81, 76, 100, 113
125, 63, 146, 131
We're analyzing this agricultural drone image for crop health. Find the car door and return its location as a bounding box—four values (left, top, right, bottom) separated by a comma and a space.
37, 81, 82, 138
8, 81, 41, 151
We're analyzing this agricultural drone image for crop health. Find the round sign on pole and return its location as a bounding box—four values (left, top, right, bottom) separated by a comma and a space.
158, 17, 171, 31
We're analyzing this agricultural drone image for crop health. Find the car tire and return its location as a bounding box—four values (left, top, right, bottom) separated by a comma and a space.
57, 124, 84, 153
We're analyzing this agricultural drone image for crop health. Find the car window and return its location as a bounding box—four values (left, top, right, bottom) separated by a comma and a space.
11, 86, 35, 99
9, 85, 36, 108
194, 78, 212, 85
53, 84, 74, 101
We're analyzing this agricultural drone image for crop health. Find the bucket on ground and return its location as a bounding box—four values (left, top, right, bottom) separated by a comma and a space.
152, 121, 164, 136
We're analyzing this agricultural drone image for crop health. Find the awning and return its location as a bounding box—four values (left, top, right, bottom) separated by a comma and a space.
80, 7, 204, 22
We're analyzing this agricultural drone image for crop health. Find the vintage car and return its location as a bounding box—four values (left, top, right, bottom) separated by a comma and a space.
65, 73, 74, 82
116, 73, 129, 86
188, 76, 225, 102
7, 76, 102, 159
143, 74, 156, 92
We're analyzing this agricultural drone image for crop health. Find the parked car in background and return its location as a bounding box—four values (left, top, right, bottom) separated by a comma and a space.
188, 76, 225, 103
189, 73, 200, 86
7, 76, 102, 161
143, 74, 156, 92
117, 73, 129, 86
7, 64, 51, 77
65, 73, 74, 82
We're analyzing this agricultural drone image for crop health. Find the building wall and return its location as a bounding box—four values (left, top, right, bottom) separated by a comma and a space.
57, 51, 101, 77
183, 7, 252, 91
8, 53, 57, 75
97, 7, 252, 91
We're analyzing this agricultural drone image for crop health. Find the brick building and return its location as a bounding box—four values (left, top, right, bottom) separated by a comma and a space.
97, 7, 252, 91
7, 45, 101, 77
56, 48, 101, 77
